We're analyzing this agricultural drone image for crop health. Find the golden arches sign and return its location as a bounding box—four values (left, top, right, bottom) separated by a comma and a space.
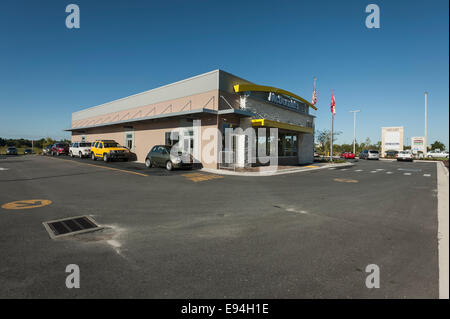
1, 199, 52, 210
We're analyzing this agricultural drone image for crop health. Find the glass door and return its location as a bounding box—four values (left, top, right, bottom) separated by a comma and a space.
124, 129, 134, 152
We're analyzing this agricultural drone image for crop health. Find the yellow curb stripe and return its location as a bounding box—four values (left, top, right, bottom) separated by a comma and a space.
182, 173, 224, 182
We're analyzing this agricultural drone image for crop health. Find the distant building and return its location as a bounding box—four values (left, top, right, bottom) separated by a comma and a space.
381, 127, 404, 157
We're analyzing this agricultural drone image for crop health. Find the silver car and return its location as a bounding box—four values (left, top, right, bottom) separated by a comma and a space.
360, 149, 380, 160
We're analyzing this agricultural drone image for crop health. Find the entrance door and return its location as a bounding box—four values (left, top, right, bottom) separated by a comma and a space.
124, 129, 134, 152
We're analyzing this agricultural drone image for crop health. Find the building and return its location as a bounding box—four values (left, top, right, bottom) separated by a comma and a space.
66, 70, 317, 169
381, 126, 404, 157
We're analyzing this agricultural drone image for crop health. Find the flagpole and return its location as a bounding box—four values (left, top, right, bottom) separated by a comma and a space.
330, 113, 334, 162
330, 90, 334, 162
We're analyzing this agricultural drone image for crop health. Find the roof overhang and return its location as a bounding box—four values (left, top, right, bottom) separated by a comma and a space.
65, 108, 255, 131
233, 84, 317, 110
251, 119, 314, 134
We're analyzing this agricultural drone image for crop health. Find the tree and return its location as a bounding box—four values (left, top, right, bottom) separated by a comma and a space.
431, 141, 446, 151
315, 129, 342, 155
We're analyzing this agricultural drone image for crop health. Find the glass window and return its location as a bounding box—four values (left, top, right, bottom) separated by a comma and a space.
103, 142, 118, 148
165, 131, 179, 146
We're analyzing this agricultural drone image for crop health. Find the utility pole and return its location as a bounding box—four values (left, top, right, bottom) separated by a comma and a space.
424, 91, 428, 153
349, 110, 360, 154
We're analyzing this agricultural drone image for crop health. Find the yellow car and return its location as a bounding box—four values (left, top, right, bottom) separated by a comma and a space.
90, 140, 130, 162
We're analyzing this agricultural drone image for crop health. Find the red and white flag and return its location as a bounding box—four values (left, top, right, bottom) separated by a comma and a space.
330, 91, 336, 115
312, 88, 317, 106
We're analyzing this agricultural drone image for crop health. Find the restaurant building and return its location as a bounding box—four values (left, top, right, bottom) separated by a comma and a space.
67, 70, 317, 169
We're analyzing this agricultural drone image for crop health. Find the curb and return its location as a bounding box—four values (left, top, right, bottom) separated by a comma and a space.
437, 161, 449, 299
201, 162, 355, 177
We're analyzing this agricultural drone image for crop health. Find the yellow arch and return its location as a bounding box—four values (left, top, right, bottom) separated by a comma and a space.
233, 84, 317, 110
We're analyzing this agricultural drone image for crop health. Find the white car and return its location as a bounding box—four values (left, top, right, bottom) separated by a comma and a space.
396, 151, 414, 162
69, 142, 92, 158
426, 150, 449, 158
360, 149, 380, 160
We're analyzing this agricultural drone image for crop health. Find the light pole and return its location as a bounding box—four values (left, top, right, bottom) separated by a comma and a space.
424, 92, 428, 153
349, 110, 360, 154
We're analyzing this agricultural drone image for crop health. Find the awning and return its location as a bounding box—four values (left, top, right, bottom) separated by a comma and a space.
65, 108, 255, 132
234, 84, 317, 110
251, 119, 313, 134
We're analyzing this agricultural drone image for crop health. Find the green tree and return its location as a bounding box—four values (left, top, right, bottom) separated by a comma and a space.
315, 129, 342, 155
431, 141, 446, 151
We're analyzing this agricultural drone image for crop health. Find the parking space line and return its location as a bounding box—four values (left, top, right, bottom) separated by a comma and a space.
386, 172, 393, 174
355, 169, 363, 172
81, 163, 149, 177
43, 156, 148, 177
404, 173, 412, 176
424, 174, 431, 177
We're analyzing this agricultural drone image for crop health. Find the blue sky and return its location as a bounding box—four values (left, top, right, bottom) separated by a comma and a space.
0, 0, 448, 147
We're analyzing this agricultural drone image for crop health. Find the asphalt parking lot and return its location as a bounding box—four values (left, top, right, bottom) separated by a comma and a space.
0, 155, 439, 298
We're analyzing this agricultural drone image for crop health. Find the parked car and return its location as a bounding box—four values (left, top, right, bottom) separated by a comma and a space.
6, 146, 18, 155
359, 149, 379, 160
145, 145, 193, 171
70, 142, 92, 158
426, 150, 449, 158
24, 149, 33, 155
43, 145, 53, 155
51, 143, 69, 156
90, 140, 130, 162
385, 150, 398, 158
340, 152, 355, 159
396, 150, 414, 162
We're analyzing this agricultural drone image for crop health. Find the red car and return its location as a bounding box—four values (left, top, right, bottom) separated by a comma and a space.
51, 143, 69, 156
340, 152, 355, 159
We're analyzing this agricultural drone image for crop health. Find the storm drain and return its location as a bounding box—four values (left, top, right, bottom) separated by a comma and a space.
43, 216, 103, 239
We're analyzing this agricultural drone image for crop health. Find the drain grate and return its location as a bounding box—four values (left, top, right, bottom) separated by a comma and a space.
43, 215, 103, 239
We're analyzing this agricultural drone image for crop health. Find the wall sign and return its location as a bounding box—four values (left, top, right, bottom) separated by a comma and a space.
268, 92, 306, 114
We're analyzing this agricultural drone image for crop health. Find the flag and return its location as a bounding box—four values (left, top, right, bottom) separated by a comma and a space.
330, 91, 336, 115
312, 88, 317, 105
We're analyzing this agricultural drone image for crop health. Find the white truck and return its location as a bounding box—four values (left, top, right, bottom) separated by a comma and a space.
69, 142, 92, 158
426, 150, 449, 159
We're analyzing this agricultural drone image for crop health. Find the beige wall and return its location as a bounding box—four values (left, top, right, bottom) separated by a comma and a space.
72, 116, 220, 169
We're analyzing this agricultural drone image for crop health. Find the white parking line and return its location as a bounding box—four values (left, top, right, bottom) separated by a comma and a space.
370, 171, 377, 173
424, 174, 431, 177
386, 172, 393, 174
355, 169, 363, 172
0, 167, 9, 171
329, 168, 336, 170
403, 173, 412, 176
341, 169, 348, 171
376, 169, 385, 171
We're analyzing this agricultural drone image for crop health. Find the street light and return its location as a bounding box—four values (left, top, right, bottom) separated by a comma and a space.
349, 110, 360, 155
424, 92, 428, 153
